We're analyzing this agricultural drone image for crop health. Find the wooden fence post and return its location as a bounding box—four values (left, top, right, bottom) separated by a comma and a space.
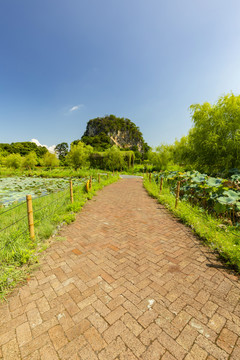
86, 180, 89, 192
98, 174, 100, 183
70, 180, 73, 203
107, 173, 109, 179
26, 195, 35, 239
149, 173, 152, 183
175, 181, 181, 208
160, 177, 163, 194
89, 176, 92, 190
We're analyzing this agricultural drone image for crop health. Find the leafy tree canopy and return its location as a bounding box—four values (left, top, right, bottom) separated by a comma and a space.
167, 93, 240, 175
66, 141, 93, 170
55, 142, 69, 160
0, 142, 48, 158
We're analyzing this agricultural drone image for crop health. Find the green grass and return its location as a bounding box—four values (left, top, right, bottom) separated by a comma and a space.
0, 166, 111, 179
144, 177, 240, 272
0, 173, 119, 299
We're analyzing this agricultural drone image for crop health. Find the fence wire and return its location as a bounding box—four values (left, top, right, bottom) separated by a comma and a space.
0, 185, 71, 248
0, 214, 28, 233
0, 201, 26, 216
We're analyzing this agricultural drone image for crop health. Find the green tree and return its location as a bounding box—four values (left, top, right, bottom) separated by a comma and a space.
4, 154, 23, 169
189, 93, 240, 172
55, 142, 69, 160
22, 152, 38, 169
66, 142, 93, 169
103, 146, 125, 170
42, 152, 59, 168
148, 145, 173, 170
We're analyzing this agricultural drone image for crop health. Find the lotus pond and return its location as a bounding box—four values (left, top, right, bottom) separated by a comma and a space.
154, 170, 240, 227
0, 177, 83, 206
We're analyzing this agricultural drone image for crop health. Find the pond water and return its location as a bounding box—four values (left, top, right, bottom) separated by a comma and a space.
0, 177, 79, 206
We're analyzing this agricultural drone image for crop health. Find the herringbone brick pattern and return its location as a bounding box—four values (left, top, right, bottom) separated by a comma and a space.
0, 178, 240, 359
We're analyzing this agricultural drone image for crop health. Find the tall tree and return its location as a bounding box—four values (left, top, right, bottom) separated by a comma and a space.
66, 142, 93, 169
55, 142, 69, 160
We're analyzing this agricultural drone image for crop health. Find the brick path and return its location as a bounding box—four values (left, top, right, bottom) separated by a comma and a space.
0, 178, 240, 359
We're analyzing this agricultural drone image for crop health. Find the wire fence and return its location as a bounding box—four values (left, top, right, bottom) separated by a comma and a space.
0, 173, 108, 252
0, 182, 75, 250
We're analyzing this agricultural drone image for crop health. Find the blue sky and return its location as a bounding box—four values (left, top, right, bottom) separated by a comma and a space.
1, 0, 240, 148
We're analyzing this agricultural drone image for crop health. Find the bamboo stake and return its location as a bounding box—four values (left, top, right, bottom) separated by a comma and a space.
160, 177, 163, 194
98, 174, 100, 183
149, 173, 152, 183
175, 181, 181, 208
70, 180, 73, 203
26, 195, 35, 240
89, 176, 92, 190
86, 180, 89, 192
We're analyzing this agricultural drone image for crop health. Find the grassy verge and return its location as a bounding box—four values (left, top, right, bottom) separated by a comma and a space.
0, 174, 119, 299
144, 177, 240, 272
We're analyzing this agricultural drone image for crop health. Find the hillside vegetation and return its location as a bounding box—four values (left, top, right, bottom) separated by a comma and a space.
81, 114, 149, 153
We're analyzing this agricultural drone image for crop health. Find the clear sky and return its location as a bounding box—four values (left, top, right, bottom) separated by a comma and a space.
1, 0, 240, 149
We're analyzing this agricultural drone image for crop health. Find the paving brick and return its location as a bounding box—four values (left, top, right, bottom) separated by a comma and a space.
140, 322, 162, 346
78, 344, 98, 360
138, 309, 158, 328
216, 327, 238, 354
196, 334, 228, 360
141, 339, 165, 360
36, 297, 50, 314
161, 351, 177, 360
88, 312, 108, 333
105, 306, 126, 325
107, 295, 125, 310
20, 332, 51, 358
208, 313, 226, 333
158, 331, 186, 360
121, 328, 146, 357
66, 319, 91, 341
176, 324, 198, 350
84, 326, 107, 351
27, 308, 42, 329
2, 338, 20, 360
122, 312, 143, 336
202, 301, 218, 318
39, 344, 58, 360
103, 320, 126, 343
22, 349, 41, 360
58, 336, 87, 360
78, 294, 97, 311
16, 322, 32, 347
92, 299, 110, 316
0, 329, 15, 346
98, 336, 126, 360
122, 300, 142, 319
48, 324, 68, 351
185, 343, 208, 360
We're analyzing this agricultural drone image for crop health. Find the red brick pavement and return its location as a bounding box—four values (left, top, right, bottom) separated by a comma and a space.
0, 178, 240, 359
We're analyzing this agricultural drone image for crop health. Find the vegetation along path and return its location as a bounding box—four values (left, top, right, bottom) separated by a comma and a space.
1, 178, 240, 359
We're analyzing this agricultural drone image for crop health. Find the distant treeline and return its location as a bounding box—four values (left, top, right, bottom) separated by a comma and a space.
0, 142, 48, 157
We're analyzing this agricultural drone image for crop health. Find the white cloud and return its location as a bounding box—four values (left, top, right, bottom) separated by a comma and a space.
31, 139, 56, 154
69, 104, 84, 112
